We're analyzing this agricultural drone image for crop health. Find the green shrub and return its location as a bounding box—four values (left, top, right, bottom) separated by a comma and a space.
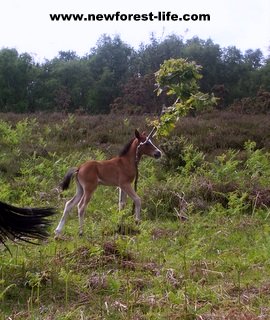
159, 135, 205, 174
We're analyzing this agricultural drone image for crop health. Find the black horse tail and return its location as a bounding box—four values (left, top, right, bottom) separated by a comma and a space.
0, 201, 55, 247
60, 167, 78, 190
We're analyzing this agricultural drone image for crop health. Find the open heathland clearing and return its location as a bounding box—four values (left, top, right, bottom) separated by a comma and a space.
1, 111, 270, 319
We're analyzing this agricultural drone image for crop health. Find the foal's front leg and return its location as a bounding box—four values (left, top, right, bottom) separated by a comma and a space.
121, 184, 141, 222
119, 188, 127, 210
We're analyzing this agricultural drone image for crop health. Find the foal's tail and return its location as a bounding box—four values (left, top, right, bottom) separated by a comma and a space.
60, 167, 78, 190
0, 201, 55, 246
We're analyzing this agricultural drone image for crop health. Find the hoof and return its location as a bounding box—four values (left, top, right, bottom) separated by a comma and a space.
54, 234, 61, 240
54, 230, 62, 240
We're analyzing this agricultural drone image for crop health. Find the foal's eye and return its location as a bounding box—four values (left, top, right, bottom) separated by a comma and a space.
145, 141, 151, 146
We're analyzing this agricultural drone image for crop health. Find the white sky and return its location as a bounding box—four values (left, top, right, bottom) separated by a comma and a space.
0, 0, 269, 61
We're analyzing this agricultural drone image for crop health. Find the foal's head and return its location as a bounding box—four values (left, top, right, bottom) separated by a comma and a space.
135, 129, 162, 159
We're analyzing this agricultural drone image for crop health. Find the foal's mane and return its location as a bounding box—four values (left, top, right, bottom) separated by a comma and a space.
119, 138, 136, 156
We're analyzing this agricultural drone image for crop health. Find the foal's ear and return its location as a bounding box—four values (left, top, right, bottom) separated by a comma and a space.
135, 129, 141, 139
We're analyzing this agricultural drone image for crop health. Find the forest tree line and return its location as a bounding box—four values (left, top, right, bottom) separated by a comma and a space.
0, 34, 269, 114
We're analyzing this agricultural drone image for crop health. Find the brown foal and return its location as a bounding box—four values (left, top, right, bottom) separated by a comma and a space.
55, 129, 161, 236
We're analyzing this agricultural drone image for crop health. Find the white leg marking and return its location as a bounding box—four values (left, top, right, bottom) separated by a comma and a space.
119, 188, 127, 211
55, 182, 83, 236
121, 184, 141, 222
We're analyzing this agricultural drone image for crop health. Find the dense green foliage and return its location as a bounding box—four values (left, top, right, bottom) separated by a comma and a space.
154, 58, 217, 135
0, 34, 269, 114
1, 112, 270, 319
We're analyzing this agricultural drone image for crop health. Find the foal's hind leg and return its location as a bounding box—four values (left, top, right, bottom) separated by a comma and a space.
77, 184, 97, 236
55, 182, 83, 237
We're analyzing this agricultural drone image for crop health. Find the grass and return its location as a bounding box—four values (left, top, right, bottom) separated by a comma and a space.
2, 213, 270, 319
1, 112, 270, 319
